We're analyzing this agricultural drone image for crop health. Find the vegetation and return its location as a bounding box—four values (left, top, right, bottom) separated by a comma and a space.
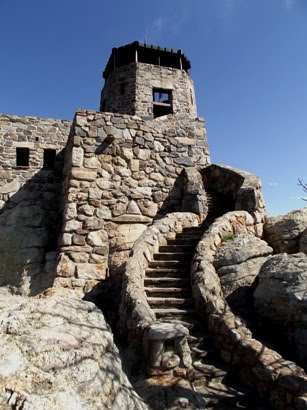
298, 178, 307, 201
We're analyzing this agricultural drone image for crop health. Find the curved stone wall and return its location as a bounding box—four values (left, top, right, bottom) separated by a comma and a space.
121, 212, 200, 341
191, 211, 307, 409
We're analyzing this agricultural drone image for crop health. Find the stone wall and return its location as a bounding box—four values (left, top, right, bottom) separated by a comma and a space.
55, 110, 210, 295
0, 114, 70, 294
0, 114, 70, 205
101, 62, 197, 120
203, 164, 266, 224
100, 64, 136, 115
191, 211, 307, 409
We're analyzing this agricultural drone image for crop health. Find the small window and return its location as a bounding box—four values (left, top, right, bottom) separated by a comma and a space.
101, 99, 106, 111
16, 147, 29, 167
153, 88, 173, 118
43, 149, 56, 169
119, 82, 127, 95
153, 89, 172, 104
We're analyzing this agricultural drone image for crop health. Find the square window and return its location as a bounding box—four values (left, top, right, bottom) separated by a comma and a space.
43, 149, 56, 169
16, 147, 29, 167
153, 88, 173, 118
153, 89, 172, 104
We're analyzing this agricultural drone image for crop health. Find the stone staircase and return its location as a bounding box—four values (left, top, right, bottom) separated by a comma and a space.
144, 191, 270, 408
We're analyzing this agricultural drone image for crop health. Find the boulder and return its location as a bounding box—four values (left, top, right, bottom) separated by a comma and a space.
214, 234, 273, 307
264, 207, 307, 253
254, 253, 307, 367
0, 289, 147, 410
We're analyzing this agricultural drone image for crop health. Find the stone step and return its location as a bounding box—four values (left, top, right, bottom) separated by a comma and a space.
145, 268, 188, 278
144, 277, 190, 286
190, 346, 209, 359
193, 360, 229, 383
167, 239, 199, 246
182, 226, 208, 233
153, 307, 197, 318
159, 245, 196, 253
167, 318, 204, 332
145, 287, 191, 297
148, 260, 191, 269
147, 297, 194, 307
153, 252, 193, 261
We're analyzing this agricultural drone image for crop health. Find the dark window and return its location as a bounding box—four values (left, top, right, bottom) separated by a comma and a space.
101, 99, 106, 111
119, 82, 127, 95
43, 149, 56, 169
153, 88, 173, 118
16, 147, 29, 167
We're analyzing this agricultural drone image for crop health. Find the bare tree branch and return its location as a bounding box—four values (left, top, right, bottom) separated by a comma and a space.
298, 178, 307, 201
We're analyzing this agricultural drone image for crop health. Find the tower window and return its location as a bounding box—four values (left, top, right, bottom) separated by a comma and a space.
16, 147, 30, 167
43, 149, 56, 169
101, 99, 106, 111
119, 82, 127, 95
153, 88, 173, 118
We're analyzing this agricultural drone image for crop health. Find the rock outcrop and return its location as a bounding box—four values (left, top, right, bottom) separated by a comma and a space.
214, 234, 273, 308
254, 253, 307, 369
0, 289, 147, 410
264, 207, 307, 253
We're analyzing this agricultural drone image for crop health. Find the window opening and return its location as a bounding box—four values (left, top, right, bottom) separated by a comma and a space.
101, 99, 106, 111
153, 88, 173, 118
16, 148, 29, 167
43, 149, 56, 169
119, 82, 127, 95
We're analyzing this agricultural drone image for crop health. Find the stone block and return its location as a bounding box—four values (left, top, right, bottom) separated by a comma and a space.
71, 147, 84, 167
86, 230, 108, 247
71, 168, 96, 181
76, 263, 107, 280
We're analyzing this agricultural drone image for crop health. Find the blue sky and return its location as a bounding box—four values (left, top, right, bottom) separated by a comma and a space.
1, 0, 307, 216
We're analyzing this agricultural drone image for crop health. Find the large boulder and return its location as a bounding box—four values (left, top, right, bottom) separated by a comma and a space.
0, 289, 147, 410
264, 207, 307, 253
254, 253, 307, 368
214, 234, 273, 308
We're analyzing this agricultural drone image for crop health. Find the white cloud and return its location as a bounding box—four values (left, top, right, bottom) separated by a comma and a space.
284, 0, 297, 10
268, 181, 279, 187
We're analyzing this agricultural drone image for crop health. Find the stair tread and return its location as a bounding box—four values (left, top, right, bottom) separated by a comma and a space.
144, 277, 190, 284
145, 287, 191, 292
147, 297, 194, 304
153, 307, 197, 314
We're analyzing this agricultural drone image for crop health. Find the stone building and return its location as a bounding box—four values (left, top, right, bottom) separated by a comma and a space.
1, 42, 307, 410
0, 41, 264, 297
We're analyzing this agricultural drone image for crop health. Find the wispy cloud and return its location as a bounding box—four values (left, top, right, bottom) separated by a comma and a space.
283, 0, 297, 10
145, 12, 188, 43
268, 181, 279, 187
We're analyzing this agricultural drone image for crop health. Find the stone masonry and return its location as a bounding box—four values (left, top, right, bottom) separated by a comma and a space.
55, 110, 209, 295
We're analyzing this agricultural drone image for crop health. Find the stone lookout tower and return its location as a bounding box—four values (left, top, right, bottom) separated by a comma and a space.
100, 41, 198, 119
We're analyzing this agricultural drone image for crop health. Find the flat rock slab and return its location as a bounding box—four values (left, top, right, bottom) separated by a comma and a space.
148, 321, 189, 340
0, 289, 147, 410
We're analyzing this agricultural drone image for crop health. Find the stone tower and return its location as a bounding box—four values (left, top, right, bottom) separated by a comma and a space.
100, 41, 198, 119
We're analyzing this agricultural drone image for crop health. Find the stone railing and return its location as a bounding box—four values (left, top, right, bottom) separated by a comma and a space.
191, 211, 307, 409
202, 164, 266, 224
181, 168, 208, 221
121, 212, 200, 375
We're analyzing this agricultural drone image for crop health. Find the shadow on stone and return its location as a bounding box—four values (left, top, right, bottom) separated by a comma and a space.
0, 149, 65, 295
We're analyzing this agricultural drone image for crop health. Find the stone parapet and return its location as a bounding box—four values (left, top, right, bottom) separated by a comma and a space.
191, 211, 307, 409
55, 109, 209, 294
